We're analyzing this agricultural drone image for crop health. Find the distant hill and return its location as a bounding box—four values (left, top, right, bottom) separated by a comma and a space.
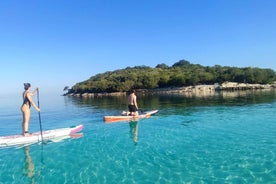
66, 60, 276, 94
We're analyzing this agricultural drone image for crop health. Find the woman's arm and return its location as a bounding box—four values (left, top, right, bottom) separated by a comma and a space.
31, 87, 39, 96
26, 93, 40, 112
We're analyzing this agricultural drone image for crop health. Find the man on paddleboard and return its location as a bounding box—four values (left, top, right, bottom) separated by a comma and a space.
21, 83, 40, 136
128, 89, 139, 116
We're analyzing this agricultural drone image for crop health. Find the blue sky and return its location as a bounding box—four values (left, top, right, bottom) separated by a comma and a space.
1, 0, 275, 95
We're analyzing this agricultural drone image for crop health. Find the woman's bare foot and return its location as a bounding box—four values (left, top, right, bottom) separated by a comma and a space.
23, 131, 31, 137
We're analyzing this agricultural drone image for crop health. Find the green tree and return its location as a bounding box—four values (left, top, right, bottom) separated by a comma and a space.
69, 60, 276, 93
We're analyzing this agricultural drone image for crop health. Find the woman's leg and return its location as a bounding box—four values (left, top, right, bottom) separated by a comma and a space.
22, 106, 31, 136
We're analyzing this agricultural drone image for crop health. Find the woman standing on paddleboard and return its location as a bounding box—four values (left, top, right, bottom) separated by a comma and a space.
21, 83, 40, 136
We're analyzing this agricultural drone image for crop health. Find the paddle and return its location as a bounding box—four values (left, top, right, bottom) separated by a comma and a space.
37, 88, 43, 143
138, 108, 145, 113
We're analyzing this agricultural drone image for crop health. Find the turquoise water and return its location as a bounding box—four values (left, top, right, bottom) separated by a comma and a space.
0, 91, 275, 184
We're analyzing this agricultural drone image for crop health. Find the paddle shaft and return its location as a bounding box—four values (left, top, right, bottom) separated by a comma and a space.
37, 89, 43, 142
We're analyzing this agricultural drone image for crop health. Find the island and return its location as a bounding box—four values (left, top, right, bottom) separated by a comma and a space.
63, 60, 276, 97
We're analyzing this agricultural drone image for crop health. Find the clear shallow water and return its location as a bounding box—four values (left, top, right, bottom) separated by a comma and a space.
0, 91, 275, 184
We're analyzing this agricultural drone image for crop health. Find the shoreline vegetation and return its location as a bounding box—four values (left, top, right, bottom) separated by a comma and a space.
63, 60, 276, 98
65, 82, 276, 98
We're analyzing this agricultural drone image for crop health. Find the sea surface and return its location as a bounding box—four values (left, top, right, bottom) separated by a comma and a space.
0, 90, 275, 184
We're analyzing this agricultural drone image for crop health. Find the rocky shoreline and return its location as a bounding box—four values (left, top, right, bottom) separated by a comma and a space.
65, 82, 276, 98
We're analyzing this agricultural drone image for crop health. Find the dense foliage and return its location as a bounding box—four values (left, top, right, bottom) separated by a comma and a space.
68, 60, 276, 93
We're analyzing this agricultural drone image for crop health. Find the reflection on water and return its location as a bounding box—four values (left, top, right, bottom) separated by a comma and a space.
129, 121, 139, 144
23, 146, 35, 182
65, 90, 276, 111
47, 133, 84, 143
21, 133, 83, 182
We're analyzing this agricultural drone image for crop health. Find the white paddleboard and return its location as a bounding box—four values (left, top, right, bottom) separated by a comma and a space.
0, 124, 84, 148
